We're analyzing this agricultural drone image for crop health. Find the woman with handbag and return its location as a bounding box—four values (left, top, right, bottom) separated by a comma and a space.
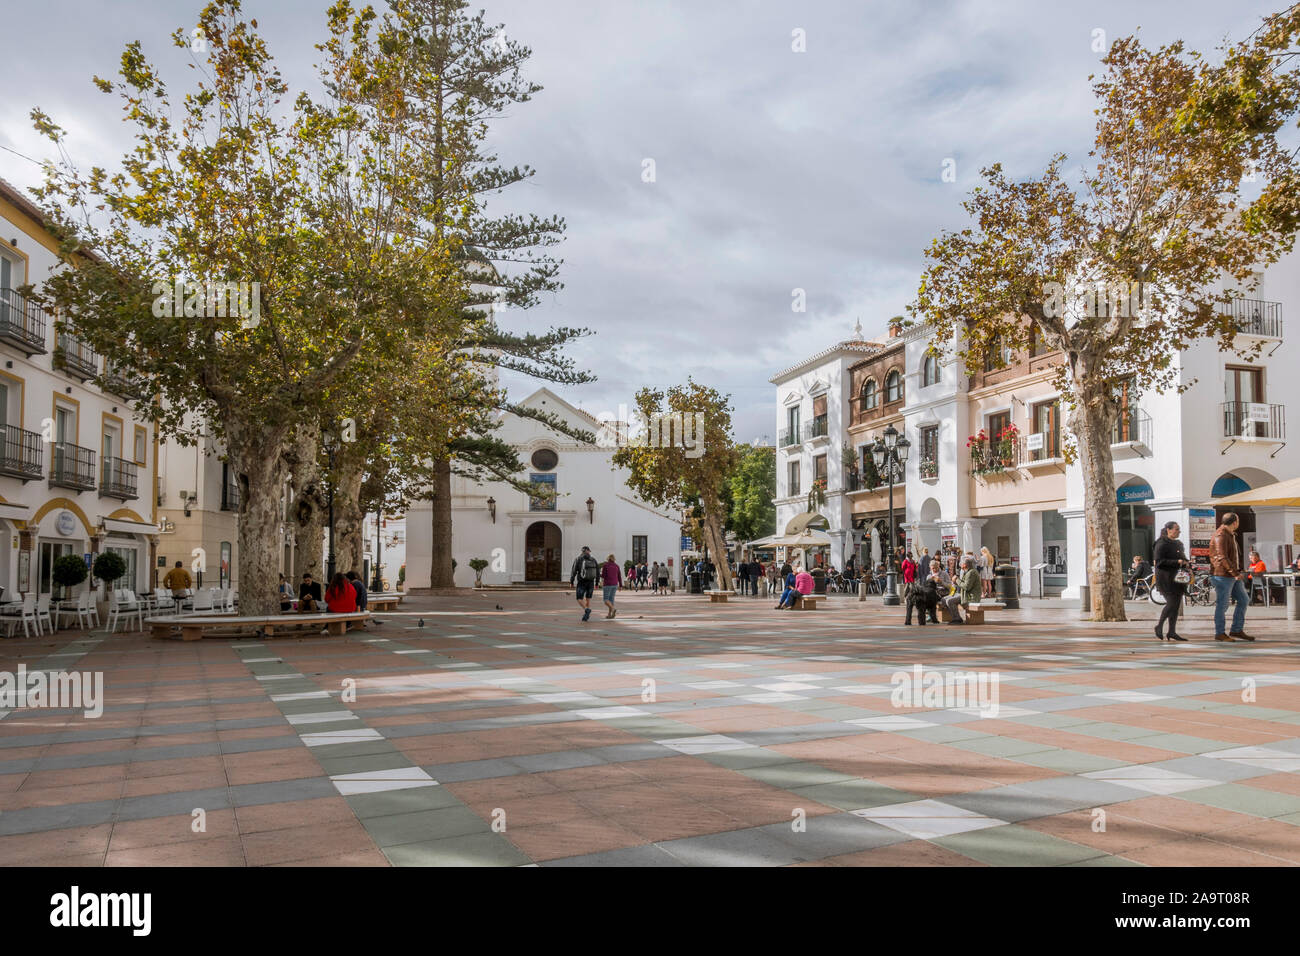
1152, 521, 1191, 641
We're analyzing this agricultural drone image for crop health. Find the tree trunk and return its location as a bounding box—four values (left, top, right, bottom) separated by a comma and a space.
334, 456, 366, 575
701, 495, 732, 591
429, 455, 455, 588
286, 424, 326, 586
230, 425, 291, 617
1069, 384, 1126, 621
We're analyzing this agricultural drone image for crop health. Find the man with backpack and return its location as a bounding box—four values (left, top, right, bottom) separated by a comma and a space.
570, 546, 601, 622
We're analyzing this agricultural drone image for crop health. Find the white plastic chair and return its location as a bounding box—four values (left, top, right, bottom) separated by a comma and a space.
79, 591, 101, 630
106, 589, 142, 633
153, 589, 176, 612
189, 588, 215, 615
55, 592, 86, 631
229, 589, 238, 611
35, 593, 54, 635
1, 594, 39, 638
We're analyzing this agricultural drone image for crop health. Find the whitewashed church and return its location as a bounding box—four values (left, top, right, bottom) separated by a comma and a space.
406, 388, 682, 587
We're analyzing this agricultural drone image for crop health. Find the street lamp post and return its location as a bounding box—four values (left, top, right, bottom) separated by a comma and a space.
871, 424, 910, 607
324, 431, 338, 582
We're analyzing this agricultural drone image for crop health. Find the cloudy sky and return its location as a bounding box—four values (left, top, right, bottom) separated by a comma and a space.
0, 0, 1285, 442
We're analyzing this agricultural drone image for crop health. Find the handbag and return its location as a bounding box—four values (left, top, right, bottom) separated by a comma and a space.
1173, 569, 1191, 585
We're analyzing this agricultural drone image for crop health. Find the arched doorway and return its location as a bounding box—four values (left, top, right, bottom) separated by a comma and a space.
1211, 469, 1277, 561
524, 521, 562, 581
1116, 477, 1155, 569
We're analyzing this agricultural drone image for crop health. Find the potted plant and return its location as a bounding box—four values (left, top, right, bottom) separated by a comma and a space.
397, 565, 406, 591
92, 552, 127, 618
52, 554, 89, 602
806, 477, 827, 512
469, 558, 489, 587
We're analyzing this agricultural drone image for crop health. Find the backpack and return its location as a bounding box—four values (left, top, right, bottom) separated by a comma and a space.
578, 556, 599, 581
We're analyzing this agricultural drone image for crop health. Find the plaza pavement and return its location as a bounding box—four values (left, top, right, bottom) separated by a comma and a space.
1, 588, 1299, 867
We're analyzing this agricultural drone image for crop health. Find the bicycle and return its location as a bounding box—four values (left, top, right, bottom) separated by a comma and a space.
1185, 570, 1216, 606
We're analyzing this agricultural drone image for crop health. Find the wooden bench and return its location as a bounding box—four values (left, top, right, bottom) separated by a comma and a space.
368, 595, 402, 612
938, 601, 1005, 625
706, 590, 737, 603
149, 612, 372, 642
791, 594, 821, 610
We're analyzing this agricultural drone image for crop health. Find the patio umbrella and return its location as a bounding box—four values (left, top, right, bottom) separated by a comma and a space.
767, 528, 832, 548
1204, 476, 1300, 508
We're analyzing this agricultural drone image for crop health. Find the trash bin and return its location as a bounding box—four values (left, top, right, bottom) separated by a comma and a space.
813, 572, 828, 595
1288, 585, 1300, 622
689, 572, 702, 595
994, 564, 1020, 609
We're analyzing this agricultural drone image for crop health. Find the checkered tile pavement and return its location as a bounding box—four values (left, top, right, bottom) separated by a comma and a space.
2, 591, 1300, 866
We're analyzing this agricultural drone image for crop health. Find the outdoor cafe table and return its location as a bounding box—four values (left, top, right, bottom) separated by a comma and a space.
1262, 573, 1297, 607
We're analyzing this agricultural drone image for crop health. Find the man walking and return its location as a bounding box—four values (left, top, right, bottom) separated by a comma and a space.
1210, 513, 1253, 642
163, 560, 192, 599
570, 546, 600, 623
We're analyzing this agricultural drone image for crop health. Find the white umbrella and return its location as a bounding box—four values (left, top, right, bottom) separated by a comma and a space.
767, 529, 832, 548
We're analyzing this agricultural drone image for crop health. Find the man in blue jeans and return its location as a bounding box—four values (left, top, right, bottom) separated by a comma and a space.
1209, 512, 1253, 642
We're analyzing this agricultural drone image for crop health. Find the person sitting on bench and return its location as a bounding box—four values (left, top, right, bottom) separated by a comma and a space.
943, 556, 981, 625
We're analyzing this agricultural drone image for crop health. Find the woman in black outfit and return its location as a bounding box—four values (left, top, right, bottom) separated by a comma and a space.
1152, 521, 1190, 641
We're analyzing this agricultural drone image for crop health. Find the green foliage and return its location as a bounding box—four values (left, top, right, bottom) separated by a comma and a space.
92, 552, 127, 587
726, 445, 776, 542
468, 558, 489, 572
52, 554, 89, 590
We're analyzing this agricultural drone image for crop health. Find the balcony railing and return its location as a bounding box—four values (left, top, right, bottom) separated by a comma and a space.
100, 456, 138, 500
803, 415, 829, 441
56, 331, 100, 381
1112, 407, 1152, 447
0, 288, 48, 355
1223, 401, 1286, 441
1219, 297, 1283, 339
100, 361, 133, 397
0, 425, 44, 482
50, 441, 96, 491
1026, 434, 1063, 462
779, 428, 800, 448
969, 435, 1020, 477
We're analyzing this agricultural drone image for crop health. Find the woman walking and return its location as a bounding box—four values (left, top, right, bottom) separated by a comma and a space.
1153, 521, 1190, 641
601, 554, 622, 618
658, 560, 671, 594
979, 547, 996, 598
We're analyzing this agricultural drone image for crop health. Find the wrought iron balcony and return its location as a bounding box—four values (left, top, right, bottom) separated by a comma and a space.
0, 425, 43, 482
1222, 401, 1285, 441
1218, 297, 1283, 339
802, 415, 829, 442
55, 331, 99, 381
779, 428, 800, 448
100, 456, 138, 500
0, 288, 48, 355
50, 441, 96, 491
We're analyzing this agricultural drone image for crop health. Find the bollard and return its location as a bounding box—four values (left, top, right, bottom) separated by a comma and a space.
1079, 584, 1091, 618
1288, 585, 1300, 622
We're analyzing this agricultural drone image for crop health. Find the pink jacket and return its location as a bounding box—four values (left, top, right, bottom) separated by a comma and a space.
794, 571, 814, 594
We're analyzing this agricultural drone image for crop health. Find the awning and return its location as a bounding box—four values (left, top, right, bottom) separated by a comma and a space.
0, 502, 31, 523
768, 529, 832, 548
784, 512, 830, 534
101, 517, 161, 536
1205, 476, 1300, 508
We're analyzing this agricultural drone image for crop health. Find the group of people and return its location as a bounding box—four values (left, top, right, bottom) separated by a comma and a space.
897, 553, 983, 625
621, 561, 674, 594
275, 570, 368, 614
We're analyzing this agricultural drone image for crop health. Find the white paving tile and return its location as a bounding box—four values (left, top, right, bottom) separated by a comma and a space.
845, 715, 932, 730
302, 728, 385, 747
285, 711, 361, 725
853, 799, 1007, 840
571, 706, 650, 720
1200, 746, 1300, 773
330, 766, 438, 795
654, 734, 751, 755
1086, 691, 1170, 702
530, 692, 600, 704
256, 674, 304, 681
1082, 765, 1219, 795
684, 681, 742, 689
754, 682, 820, 692
741, 693, 805, 703
270, 691, 331, 702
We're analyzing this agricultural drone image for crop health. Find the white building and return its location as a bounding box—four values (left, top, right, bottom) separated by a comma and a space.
0, 177, 160, 603
406, 388, 681, 588
361, 511, 406, 591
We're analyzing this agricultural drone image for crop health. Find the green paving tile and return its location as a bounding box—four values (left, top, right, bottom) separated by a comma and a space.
934, 824, 1106, 867
347, 786, 465, 818
1068, 722, 1164, 742
1272, 811, 1300, 827
1124, 733, 1235, 755
1177, 783, 1300, 819
1013, 713, 1099, 730
699, 748, 801, 770
901, 725, 993, 744
315, 752, 417, 776
802, 705, 875, 720
301, 740, 397, 759
950, 736, 1058, 758
383, 832, 531, 866
1011, 749, 1128, 774
787, 779, 917, 812
742, 762, 856, 789
364, 805, 491, 846
1208, 704, 1300, 721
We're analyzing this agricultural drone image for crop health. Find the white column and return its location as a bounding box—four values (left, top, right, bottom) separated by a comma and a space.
510, 518, 525, 583
1018, 510, 1044, 595
1061, 507, 1086, 599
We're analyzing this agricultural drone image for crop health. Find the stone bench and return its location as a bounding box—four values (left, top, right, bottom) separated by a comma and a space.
149, 612, 372, 642
791, 594, 821, 611
368, 595, 402, 612
938, 601, 1005, 625
706, 590, 738, 603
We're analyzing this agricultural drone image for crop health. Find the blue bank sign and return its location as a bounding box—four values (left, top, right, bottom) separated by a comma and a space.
1117, 483, 1153, 504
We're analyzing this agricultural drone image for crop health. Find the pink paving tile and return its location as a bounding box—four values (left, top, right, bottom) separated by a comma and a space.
0, 824, 113, 865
